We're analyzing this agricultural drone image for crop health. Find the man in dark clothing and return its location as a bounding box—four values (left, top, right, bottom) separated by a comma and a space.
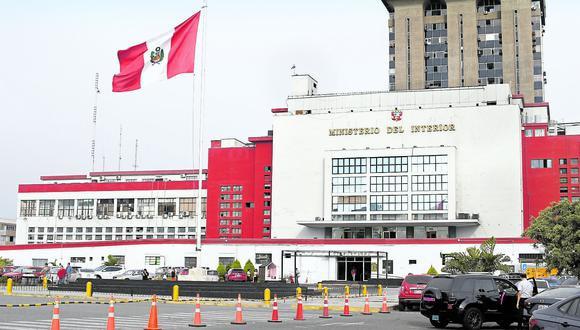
142, 268, 149, 280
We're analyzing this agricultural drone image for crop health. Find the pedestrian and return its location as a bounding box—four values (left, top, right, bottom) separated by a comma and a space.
350, 266, 357, 281
516, 273, 534, 330
57, 266, 66, 285
142, 268, 149, 280
174, 268, 179, 281
295, 268, 300, 285
65, 262, 72, 284
170, 268, 176, 281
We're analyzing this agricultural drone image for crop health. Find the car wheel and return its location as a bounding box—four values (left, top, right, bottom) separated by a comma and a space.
496, 320, 513, 329
399, 302, 406, 311
430, 319, 449, 328
463, 307, 483, 330
96, 275, 102, 279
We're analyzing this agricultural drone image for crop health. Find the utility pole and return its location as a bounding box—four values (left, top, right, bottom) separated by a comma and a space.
91, 73, 100, 171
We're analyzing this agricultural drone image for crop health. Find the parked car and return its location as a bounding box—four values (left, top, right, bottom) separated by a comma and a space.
420, 274, 519, 330
93, 265, 125, 279
523, 286, 580, 322
225, 268, 248, 282
0, 266, 16, 276
113, 269, 147, 280
2, 267, 43, 283
206, 270, 219, 282
560, 277, 579, 286
529, 294, 580, 329
534, 279, 551, 293
77, 268, 95, 279
398, 274, 432, 310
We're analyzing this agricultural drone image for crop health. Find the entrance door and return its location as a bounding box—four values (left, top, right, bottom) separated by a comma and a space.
337, 257, 372, 281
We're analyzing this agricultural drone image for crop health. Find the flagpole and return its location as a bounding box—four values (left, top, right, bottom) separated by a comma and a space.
194, 0, 209, 251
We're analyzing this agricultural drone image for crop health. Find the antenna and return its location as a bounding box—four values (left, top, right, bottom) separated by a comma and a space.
91, 73, 100, 171
118, 125, 123, 171
133, 139, 139, 171
102, 156, 106, 172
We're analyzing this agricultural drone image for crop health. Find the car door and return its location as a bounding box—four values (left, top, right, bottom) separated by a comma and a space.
558, 297, 580, 330
474, 279, 501, 318
495, 278, 519, 317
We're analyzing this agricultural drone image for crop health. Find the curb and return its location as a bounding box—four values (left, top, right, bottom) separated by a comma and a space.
0, 298, 149, 308
296, 304, 398, 313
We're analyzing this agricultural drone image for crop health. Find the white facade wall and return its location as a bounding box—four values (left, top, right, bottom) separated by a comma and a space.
272, 84, 523, 239
0, 241, 541, 281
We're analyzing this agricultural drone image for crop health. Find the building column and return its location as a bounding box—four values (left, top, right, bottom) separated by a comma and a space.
446, 0, 479, 88
392, 0, 425, 90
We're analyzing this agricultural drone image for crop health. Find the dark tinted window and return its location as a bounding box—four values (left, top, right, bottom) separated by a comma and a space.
536, 281, 548, 288
561, 277, 578, 285
495, 279, 517, 294
475, 279, 497, 293
535, 287, 580, 299
559, 298, 580, 316
454, 278, 475, 294
428, 278, 453, 291
406, 275, 432, 284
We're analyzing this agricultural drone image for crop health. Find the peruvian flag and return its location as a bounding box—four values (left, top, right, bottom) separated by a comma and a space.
112, 11, 201, 92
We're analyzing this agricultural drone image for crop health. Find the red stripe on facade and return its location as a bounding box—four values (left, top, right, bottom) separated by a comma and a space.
248, 136, 273, 143
89, 169, 207, 177
0, 237, 536, 251
40, 175, 88, 181
18, 181, 206, 193
271, 108, 289, 113
112, 42, 147, 92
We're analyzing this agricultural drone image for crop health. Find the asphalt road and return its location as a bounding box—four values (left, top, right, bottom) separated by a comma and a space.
0, 302, 523, 330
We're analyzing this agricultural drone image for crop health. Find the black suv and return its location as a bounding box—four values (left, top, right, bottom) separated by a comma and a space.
420, 275, 519, 330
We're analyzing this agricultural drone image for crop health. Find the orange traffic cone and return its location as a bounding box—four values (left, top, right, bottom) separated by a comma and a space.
268, 294, 282, 323
50, 297, 61, 330
231, 294, 247, 325
189, 293, 206, 327
294, 295, 305, 320
361, 294, 372, 315
144, 295, 161, 330
379, 291, 390, 314
319, 294, 332, 319
340, 295, 352, 317
106, 296, 115, 330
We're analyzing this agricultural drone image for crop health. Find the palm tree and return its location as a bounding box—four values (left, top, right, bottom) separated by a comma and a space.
442, 237, 511, 274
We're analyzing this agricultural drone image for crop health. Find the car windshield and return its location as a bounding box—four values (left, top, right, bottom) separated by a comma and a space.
94, 265, 106, 271
536, 280, 548, 288
428, 277, 453, 291
11, 267, 23, 273
406, 275, 432, 284
561, 277, 578, 286
535, 287, 580, 299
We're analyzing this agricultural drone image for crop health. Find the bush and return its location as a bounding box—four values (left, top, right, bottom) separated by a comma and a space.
427, 265, 439, 276
217, 263, 226, 280
103, 255, 119, 266
0, 257, 13, 267
243, 260, 255, 279
230, 259, 242, 269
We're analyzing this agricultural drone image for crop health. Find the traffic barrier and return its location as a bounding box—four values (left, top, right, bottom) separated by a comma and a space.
189, 293, 206, 327
319, 294, 332, 319
43, 277, 48, 289
106, 296, 115, 330
231, 294, 247, 325
50, 297, 61, 330
86, 281, 92, 298
294, 294, 305, 320
296, 287, 302, 298
344, 285, 349, 297
172, 285, 179, 302
264, 288, 271, 304
268, 294, 282, 323
377, 284, 383, 296
144, 295, 161, 330
6, 278, 13, 295
362, 285, 367, 296
379, 291, 390, 314
340, 295, 352, 317
361, 294, 372, 315
317, 282, 322, 291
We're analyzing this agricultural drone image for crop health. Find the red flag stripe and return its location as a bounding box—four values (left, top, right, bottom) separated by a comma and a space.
112, 42, 147, 92
168, 11, 201, 79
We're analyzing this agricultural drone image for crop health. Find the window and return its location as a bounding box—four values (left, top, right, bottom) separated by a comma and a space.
409, 259, 417, 265
20, 200, 37, 217
560, 178, 568, 184
39, 200, 55, 217
524, 129, 533, 137
167, 227, 175, 233
179, 198, 194, 216
220, 194, 230, 200
571, 159, 579, 166
220, 203, 230, 209
219, 211, 230, 217
157, 198, 176, 216
475, 279, 497, 293
332, 177, 367, 193
560, 168, 568, 175
412, 175, 448, 191
111, 255, 125, 265
184, 257, 197, 268
370, 176, 408, 192
70, 257, 86, 263
571, 177, 579, 184
264, 166, 272, 172
233, 185, 243, 191
219, 219, 229, 225
406, 227, 414, 238
232, 228, 242, 234
57, 200, 75, 217
426, 227, 437, 238
572, 168, 579, 175
531, 159, 552, 168
560, 159, 568, 166
232, 220, 242, 226
264, 184, 271, 190
96, 199, 114, 216
263, 210, 270, 215
534, 129, 545, 137
77, 199, 94, 217
411, 155, 448, 173
137, 198, 155, 216
220, 186, 231, 192
157, 227, 164, 233
233, 194, 242, 200
145, 256, 161, 266
264, 201, 271, 207
332, 196, 367, 212
332, 158, 367, 174
560, 187, 568, 193
370, 195, 408, 211
232, 202, 242, 208
117, 199, 134, 214
411, 194, 448, 211
232, 211, 242, 217
370, 157, 408, 173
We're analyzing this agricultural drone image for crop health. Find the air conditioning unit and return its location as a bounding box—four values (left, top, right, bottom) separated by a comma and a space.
147, 215, 153, 219
87, 215, 92, 220
121, 214, 126, 219
135, 214, 141, 219
179, 214, 184, 219
184, 212, 190, 218
457, 213, 470, 219
168, 212, 174, 217
116, 214, 121, 219
471, 213, 480, 220
104, 215, 110, 219
163, 214, 168, 219
58, 215, 64, 220
315, 217, 322, 221
76, 215, 81, 220
128, 214, 133, 219
97, 215, 104, 220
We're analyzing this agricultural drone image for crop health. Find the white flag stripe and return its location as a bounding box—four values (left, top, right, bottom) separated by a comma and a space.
140, 31, 173, 88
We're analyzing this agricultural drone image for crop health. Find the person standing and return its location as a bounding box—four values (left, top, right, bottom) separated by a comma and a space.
65, 263, 72, 284
516, 273, 534, 330
170, 268, 176, 281
57, 265, 66, 285
142, 268, 149, 280
350, 266, 357, 281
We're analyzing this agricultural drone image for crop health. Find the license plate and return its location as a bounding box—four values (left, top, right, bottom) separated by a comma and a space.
413, 289, 423, 294
432, 315, 439, 321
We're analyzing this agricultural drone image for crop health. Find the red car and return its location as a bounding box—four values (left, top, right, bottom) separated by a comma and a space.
2, 266, 43, 283
398, 274, 433, 310
225, 268, 248, 282
0, 266, 16, 276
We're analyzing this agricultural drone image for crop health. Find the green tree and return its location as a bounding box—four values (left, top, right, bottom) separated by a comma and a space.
427, 265, 439, 276
230, 259, 242, 269
103, 255, 119, 266
217, 263, 226, 280
442, 237, 511, 274
525, 200, 580, 277
243, 259, 256, 279
0, 257, 13, 267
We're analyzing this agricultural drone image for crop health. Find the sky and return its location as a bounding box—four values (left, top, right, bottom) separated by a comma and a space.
0, 0, 578, 219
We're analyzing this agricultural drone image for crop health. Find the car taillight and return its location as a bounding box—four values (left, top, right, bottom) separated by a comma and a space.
528, 317, 538, 330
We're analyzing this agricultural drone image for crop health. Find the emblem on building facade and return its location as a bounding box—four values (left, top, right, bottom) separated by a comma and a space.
391, 109, 402, 121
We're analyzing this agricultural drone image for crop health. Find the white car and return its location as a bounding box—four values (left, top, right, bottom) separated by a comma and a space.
113, 269, 147, 280
93, 265, 125, 279
77, 268, 96, 279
